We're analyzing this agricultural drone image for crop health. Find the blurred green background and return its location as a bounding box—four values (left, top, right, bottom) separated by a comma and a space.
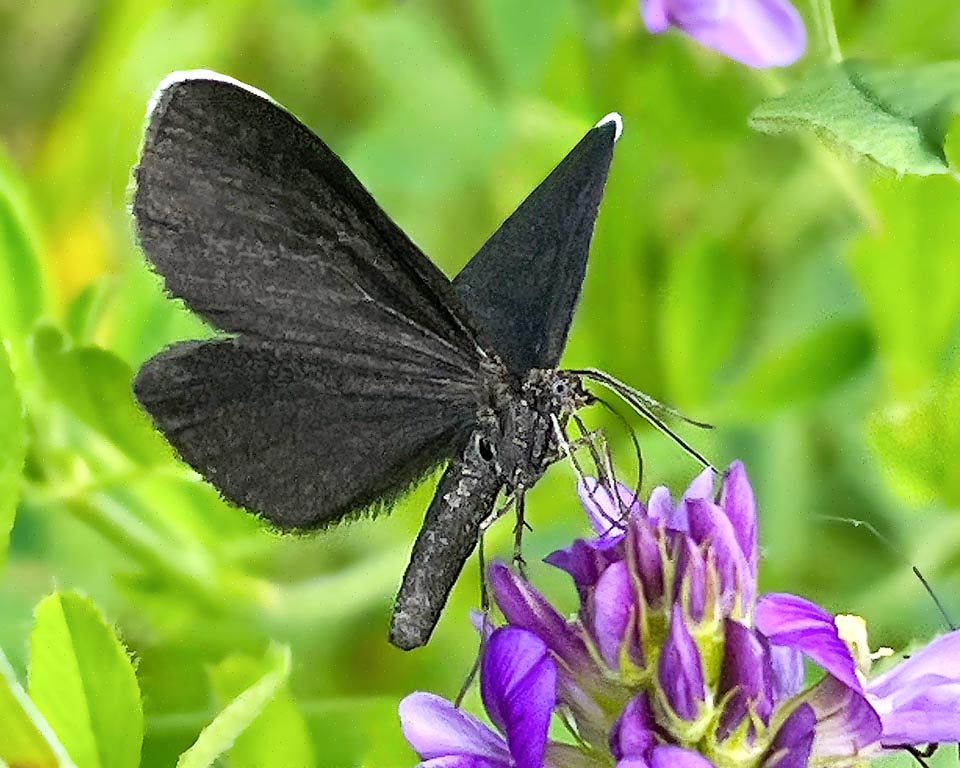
1, 0, 960, 766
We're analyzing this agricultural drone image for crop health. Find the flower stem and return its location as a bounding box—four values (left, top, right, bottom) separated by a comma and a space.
817, 0, 843, 63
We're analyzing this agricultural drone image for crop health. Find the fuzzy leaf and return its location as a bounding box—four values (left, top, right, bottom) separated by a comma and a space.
0, 342, 23, 569
28, 592, 143, 768
31, 325, 171, 464
0, 646, 76, 768
750, 60, 960, 176
176, 645, 291, 768
209, 652, 315, 768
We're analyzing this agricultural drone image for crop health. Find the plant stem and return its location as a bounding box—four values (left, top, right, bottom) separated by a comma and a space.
817, 0, 843, 63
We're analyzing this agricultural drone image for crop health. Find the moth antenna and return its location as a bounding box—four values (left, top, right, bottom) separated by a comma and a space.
568, 368, 715, 470
594, 395, 644, 512
818, 515, 956, 631
570, 367, 713, 428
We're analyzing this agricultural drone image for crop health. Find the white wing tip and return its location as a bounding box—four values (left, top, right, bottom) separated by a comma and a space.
595, 112, 623, 142
147, 69, 275, 115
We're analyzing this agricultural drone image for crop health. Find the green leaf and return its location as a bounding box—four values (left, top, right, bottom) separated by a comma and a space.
750, 60, 960, 176
176, 645, 291, 768
209, 652, 315, 768
726, 320, 873, 417
848, 175, 960, 394
31, 325, 171, 464
0, 646, 76, 768
0, 148, 47, 355
28, 592, 143, 768
0, 342, 23, 569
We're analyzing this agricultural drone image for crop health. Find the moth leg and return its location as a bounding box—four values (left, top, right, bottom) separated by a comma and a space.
572, 413, 609, 487
550, 416, 621, 532
592, 395, 646, 510
553, 416, 628, 532
585, 419, 635, 519
455, 531, 491, 707
512, 487, 529, 577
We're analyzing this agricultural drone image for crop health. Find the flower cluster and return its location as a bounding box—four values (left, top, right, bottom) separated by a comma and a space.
400, 462, 960, 768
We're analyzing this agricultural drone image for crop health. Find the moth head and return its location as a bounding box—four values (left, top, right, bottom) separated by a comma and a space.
550, 372, 592, 413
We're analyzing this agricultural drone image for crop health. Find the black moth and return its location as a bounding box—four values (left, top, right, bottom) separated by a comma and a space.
132, 71, 623, 650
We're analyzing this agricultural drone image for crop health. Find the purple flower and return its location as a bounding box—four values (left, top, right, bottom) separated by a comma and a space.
400, 627, 556, 768
758, 594, 960, 753
640, 0, 807, 68
401, 462, 960, 768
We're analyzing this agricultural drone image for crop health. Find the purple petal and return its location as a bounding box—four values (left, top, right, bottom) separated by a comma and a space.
470, 610, 497, 639
755, 593, 860, 692
761, 703, 815, 768
591, 560, 641, 670
867, 630, 960, 699
610, 694, 657, 760
617, 760, 653, 768
641, 0, 670, 33
399, 692, 511, 762
720, 460, 758, 576
632, 518, 664, 605
872, 680, 960, 744
481, 628, 556, 768
686, 498, 754, 613
683, 467, 716, 500
578, 478, 640, 535
672, 0, 807, 68
650, 745, 717, 768
490, 562, 592, 670
805, 676, 882, 758
419, 758, 511, 768
675, 537, 707, 622
668, 498, 693, 533
646, 486, 675, 526
545, 534, 623, 593
768, 643, 805, 704
718, 620, 773, 739
659, 603, 706, 720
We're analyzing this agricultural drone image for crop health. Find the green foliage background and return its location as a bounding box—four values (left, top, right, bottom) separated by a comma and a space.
1, 0, 959, 765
